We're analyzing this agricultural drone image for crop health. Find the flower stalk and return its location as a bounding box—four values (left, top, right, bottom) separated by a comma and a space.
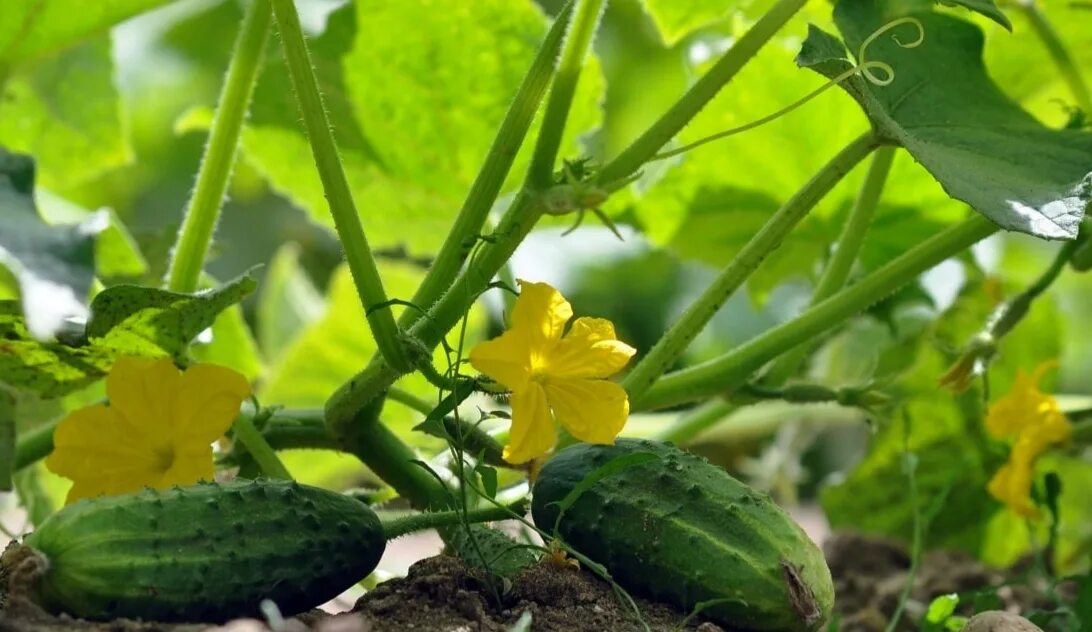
166, 0, 272, 293
622, 133, 880, 401
270, 0, 410, 372
636, 214, 1000, 410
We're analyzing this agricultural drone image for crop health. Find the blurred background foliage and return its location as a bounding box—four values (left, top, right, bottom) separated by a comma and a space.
2, 0, 1092, 569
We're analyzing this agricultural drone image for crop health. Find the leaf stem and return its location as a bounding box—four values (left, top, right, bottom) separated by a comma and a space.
622, 133, 879, 401
635, 214, 1000, 410
270, 0, 410, 371
527, 0, 607, 188
399, 1, 575, 332
231, 410, 292, 479
166, 0, 272, 293
379, 500, 528, 540
596, 0, 808, 184
762, 145, 897, 384
1016, 0, 1092, 113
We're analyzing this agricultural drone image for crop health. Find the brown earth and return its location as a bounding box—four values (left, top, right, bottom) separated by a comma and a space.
0, 532, 1064, 632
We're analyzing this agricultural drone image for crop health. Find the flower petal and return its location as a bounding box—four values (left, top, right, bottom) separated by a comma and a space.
544, 377, 629, 445
106, 356, 183, 444
160, 443, 216, 487
511, 280, 572, 349
65, 467, 165, 504
503, 384, 557, 464
547, 317, 635, 379
171, 363, 251, 444
47, 405, 160, 479
987, 460, 1039, 518
469, 330, 532, 391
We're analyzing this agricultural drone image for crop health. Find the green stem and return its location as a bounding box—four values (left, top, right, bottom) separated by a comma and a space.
621, 133, 879, 401
653, 399, 738, 444
270, 0, 410, 371
1017, 0, 1092, 113
231, 413, 292, 479
596, 0, 808, 184
635, 214, 1000, 410
327, 0, 606, 430
379, 500, 528, 540
166, 0, 272, 293
399, 1, 575, 332
527, 0, 607, 188
14, 418, 54, 472
762, 145, 896, 384
342, 409, 451, 510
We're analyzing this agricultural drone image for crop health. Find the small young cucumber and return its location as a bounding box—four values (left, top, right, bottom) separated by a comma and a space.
532, 439, 834, 632
7, 479, 385, 622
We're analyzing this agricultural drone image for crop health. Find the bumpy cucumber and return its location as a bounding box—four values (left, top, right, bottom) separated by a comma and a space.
11, 479, 385, 622
532, 439, 834, 631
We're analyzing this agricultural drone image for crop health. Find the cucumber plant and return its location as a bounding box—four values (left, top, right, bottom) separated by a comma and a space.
0, 0, 1090, 628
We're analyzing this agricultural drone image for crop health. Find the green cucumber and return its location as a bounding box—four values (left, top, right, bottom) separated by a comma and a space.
531, 439, 834, 631
4, 479, 385, 622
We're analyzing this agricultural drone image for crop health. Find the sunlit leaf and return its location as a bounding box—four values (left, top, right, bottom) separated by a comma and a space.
642, 0, 736, 45
0, 301, 112, 397
256, 243, 324, 363
0, 36, 131, 186
801, 3, 1092, 239
0, 150, 102, 340
191, 305, 262, 381
86, 270, 258, 360
0, 0, 174, 65
37, 189, 148, 280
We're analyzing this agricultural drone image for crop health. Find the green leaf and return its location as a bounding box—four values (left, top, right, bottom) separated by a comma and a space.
0, 0, 175, 65
86, 271, 258, 360
642, 0, 736, 45
939, 0, 1010, 30
0, 149, 102, 340
801, 3, 1092, 239
256, 243, 323, 363
0, 390, 14, 490
0, 36, 131, 186
0, 301, 111, 397
191, 305, 262, 381
37, 189, 148, 280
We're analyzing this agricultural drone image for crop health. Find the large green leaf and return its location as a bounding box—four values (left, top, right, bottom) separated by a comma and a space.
800, 2, 1092, 239
0, 0, 174, 65
940, 0, 1010, 30
86, 271, 258, 360
0, 36, 130, 186
0, 150, 102, 340
244, 2, 602, 256
642, 0, 738, 45
0, 301, 112, 397
256, 243, 323, 363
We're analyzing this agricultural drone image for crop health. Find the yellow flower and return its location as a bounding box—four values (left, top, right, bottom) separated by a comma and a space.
469, 280, 636, 464
984, 360, 1070, 518
46, 356, 250, 505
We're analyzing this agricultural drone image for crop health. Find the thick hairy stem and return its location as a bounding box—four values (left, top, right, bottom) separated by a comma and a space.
622, 133, 879, 401
635, 215, 1000, 410
270, 0, 409, 371
166, 0, 271, 292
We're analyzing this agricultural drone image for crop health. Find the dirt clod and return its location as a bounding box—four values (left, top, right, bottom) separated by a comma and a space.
963, 611, 1044, 632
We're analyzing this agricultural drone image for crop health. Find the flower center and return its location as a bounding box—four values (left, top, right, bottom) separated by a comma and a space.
153, 445, 177, 474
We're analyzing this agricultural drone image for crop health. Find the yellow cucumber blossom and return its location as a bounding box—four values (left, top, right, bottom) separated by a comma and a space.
469, 280, 636, 464
47, 356, 251, 505
984, 361, 1070, 518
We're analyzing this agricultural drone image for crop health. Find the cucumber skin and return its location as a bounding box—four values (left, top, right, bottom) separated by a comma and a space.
23, 479, 385, 622
532, 439, 834, 632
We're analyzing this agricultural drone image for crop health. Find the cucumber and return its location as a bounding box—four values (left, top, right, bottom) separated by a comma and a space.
5, 479, 385, 622
531, 439, 834, 631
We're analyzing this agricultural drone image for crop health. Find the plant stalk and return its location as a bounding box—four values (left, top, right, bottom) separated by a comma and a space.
596, 0, 808, 184
231, 412, 292, 479
166, 0, 272, 293
400, 1, 575, 332
622, 133, 879, 401
380, 500, 528, 540
527, 0, 607, 187
270, 0, 410, 372
762, 145, 897, 384
635, 214, 1000, 410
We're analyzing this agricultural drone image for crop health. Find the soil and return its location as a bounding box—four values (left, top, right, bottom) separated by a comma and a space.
0, 532, 1066, 632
